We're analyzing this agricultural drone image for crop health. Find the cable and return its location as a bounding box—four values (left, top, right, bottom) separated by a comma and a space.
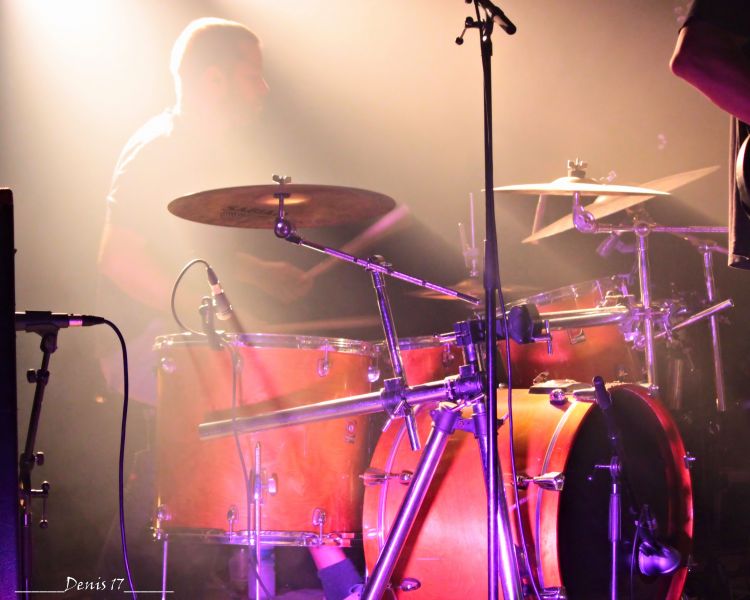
227, 343, 273, 599
630, 505, 646, 600
102, 318, 137, 600
170, 258, 210, 334
498, 289, 542, 600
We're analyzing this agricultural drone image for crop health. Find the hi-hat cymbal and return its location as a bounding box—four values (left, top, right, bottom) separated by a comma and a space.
523, 166, 719, 243
494, 176, 670, 197
168, 184, 396, 228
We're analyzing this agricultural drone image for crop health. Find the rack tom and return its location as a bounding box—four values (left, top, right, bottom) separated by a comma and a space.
505, 275, 639, 387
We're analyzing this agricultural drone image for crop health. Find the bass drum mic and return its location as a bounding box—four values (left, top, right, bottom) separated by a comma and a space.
637, 505, 681, 576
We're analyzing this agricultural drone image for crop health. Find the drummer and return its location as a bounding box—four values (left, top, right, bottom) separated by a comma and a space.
96, 17, 360, 599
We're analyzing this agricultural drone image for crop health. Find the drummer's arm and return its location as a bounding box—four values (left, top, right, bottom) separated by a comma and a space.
671, 20, 750, 123
98, 220, 173, 311
233, 250, 313, 304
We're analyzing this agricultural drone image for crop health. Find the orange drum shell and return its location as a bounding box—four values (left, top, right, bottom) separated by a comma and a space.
373, 336, 463, 387
156, 335, 373, 534
504, 278, 640, 387
362, 385, 692, 599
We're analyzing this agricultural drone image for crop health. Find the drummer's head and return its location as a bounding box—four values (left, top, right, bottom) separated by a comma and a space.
170, 17, 269, 128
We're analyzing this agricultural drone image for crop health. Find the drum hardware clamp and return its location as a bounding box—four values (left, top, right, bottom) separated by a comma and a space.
360, 468, 414, 487
151, 504, 171, 542
515, 472, 565, 492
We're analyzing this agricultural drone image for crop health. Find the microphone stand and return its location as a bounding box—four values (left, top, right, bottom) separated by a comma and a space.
460, 3, 523, 599
18, 324, 59, 598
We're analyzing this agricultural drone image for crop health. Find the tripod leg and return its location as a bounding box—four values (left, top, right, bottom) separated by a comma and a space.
361, 405, 460, 600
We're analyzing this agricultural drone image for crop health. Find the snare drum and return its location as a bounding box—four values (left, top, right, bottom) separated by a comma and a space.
154, 333, 376, 544
363, 384, 693, 598
505, 276, 639, 387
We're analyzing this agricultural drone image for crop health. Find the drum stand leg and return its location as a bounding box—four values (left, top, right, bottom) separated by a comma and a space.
362, 404, 462, 600
605, 460, 622, 600
700, 246, 727, 412
635, 226, 657, 387
160, 534, 169, 600
251, 442, 266, 600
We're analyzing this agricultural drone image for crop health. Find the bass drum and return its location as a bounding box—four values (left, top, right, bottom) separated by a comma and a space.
155, 332, 376, 542
363, 385, 693, 599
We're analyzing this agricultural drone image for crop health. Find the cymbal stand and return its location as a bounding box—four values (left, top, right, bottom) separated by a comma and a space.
368, 255, 421, 452
677, 235, 730, 412
271, 186, 481, 307
270, 178, 525, 597
571, 195, 730, 389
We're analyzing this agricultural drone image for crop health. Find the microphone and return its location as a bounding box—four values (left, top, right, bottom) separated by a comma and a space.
206, 266, 233, 321
593, 375, 622, 455
474, 0, 517, 34
637, 506, 681, 576
15, 311, 104, 333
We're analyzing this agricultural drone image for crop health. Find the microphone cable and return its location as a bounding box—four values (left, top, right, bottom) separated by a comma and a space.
170, 258, 211, 334
101, 318, 137, 600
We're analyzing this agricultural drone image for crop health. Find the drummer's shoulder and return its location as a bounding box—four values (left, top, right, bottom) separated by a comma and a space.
113, 109, 178, 175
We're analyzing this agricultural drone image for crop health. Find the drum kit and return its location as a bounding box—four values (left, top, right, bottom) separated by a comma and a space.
149, 156, 731, 599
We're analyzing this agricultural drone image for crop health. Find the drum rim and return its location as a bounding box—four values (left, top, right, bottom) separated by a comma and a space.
154, 331, 375, 354
372, 333, 456, 351
507, 273, 631, 307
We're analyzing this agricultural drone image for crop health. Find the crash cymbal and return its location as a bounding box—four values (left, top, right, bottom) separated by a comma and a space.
523, 165, 719, 243
494, 176, 670, 197
409, 278, 536, 301
169, 184, 396, 228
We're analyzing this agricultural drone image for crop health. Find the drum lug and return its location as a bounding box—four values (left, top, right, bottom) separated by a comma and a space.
159, 356, 176, 374
396, 577, 421, 592
367, 356, 381, 383
516, 471, 565, 492
152, 504, 171, 541
360, 467, 413, 487
683, 451, 696, 470
312, 508, 327, 541
317, 347, 330, 377
267, 473, 278, 496
567, 329, 586, 345
227, 504, 239, 534
441, 343, 455, 368
345, 420, 358, 444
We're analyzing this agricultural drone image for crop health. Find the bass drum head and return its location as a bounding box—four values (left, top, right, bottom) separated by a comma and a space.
362, 385, 692, 599
557, 385, 692, 599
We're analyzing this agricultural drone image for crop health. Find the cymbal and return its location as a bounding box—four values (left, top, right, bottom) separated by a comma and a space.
409, 278, 536, 301
494, 176, 670, 197
169, 184, 396, 228
523, 165, 719, 243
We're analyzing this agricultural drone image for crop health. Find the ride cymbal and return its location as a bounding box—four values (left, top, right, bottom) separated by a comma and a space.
523, 166, 719, 243
493, 176, 670, 197
169, 184, 396, 228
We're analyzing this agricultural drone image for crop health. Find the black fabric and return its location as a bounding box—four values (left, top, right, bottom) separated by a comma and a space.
686, 0, 750, 269
317, 558, 362, 600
